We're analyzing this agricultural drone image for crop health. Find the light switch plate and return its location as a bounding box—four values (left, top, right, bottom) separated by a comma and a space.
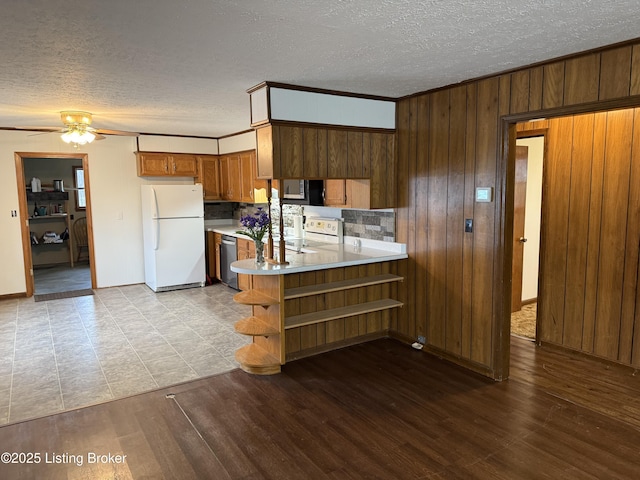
475, 187, 493, 203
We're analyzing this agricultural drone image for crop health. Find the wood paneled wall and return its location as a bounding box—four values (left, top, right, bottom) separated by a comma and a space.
537, 110, 640, 366
394, 41, 640, 379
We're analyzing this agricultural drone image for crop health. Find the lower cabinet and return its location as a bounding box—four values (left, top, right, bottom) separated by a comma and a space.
214, 233, 222, 281
205, 231, 217, 282
236, 238, 256, 291
232, 261, 404, 375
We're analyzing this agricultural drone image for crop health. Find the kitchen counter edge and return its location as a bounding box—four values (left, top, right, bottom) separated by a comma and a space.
230, 247, 407, 275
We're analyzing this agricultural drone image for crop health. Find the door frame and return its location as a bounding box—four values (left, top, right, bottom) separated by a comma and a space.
14, 152, 97, 296
498, 97, 640, 379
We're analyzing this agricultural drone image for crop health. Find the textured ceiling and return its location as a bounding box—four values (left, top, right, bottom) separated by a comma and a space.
0, 0, 639, 138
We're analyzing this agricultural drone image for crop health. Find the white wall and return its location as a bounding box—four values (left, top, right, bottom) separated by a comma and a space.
218, 131, 256, 154
137, 135, 218, 154
270, 88, 396, 129
0, 131, 192, 296
516, 136, 544, 302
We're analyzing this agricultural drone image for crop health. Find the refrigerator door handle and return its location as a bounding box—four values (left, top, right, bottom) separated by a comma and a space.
154, 220, 159, 251
152, 187, 159, 219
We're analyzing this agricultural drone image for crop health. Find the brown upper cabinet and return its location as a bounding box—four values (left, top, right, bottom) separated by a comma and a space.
219, 150, 267, 203
256, 124, 395, 208
197, 155, 222, 201
136, 152, 199, 177
139, 150, 266, 204
324, 179, 373, 209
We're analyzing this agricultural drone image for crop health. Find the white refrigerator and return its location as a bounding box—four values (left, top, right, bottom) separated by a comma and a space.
141, 184, 205, 292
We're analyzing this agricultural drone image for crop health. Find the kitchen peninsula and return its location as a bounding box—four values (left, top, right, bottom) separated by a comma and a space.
230, 242, 407, 374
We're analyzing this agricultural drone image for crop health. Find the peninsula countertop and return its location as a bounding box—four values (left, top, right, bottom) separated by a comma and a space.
230, 241, 407, 275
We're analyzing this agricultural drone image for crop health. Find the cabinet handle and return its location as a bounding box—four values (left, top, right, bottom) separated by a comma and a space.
164, 162, 168, 173
173, 163, 176, 173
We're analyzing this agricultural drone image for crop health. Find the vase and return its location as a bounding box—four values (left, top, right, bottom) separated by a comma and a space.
254, 241, 265, 264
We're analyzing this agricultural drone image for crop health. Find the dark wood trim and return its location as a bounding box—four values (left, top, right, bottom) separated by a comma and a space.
0, 292, 27, 300
265, 119, 396, 134
248, 80, 397, 102
250, 119, 271, 128
400, 36, 640, 101
217, 128, 254, 140
516, 128, 548, 139
246, 81, 268, 94
495, 121, 517, 381
387, 331, 496, 379
134, 150, 218, 156
504, 95, 640, 123
217, 148, 255, 157
521, 297, 538, 306
537, 339, 640, 374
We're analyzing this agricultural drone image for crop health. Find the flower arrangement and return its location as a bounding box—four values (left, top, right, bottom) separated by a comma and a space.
236, 207, 270, 242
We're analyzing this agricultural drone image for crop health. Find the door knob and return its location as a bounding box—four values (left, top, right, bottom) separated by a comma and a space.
519, 237, 528, 243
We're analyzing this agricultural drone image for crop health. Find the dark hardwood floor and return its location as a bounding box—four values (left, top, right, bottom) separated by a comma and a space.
2, 336, 640, 479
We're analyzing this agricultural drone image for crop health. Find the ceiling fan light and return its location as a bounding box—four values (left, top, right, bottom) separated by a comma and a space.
61, 130, 74, 144
61, 128, 96, 146
61, 111, 92, 126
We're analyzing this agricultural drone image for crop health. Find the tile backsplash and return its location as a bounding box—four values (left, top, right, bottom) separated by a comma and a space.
207, 202, 396, 243
342, 209, 395, 242
204, 202, 233, 220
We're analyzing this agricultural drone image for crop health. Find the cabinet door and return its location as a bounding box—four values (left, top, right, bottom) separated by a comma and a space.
219, 156, 232, 200
324, 179, 347, 206
227, 155, 242, 201
137, 153, 169, 176
200, 156, 222, 200
345, 179, 371, 209
205, 231, 216, 280
236, 238, 254, 291
170, 154, 198, 176
214, 233, 222, 281
256, 125, 274, 179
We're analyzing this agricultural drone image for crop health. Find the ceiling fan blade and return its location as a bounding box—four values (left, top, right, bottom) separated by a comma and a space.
28, 131, 57, 137
93, 133, 106, 141
95, 128, 138, 136
15, 126, 63, 132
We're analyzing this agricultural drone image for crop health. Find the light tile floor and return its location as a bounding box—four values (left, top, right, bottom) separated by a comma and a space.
0, 283, 250, 425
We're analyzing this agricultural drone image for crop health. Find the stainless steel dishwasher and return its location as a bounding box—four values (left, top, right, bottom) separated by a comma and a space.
220, 235, 238, 290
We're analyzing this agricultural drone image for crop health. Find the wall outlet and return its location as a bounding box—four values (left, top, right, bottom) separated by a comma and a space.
417, 335, 426, 344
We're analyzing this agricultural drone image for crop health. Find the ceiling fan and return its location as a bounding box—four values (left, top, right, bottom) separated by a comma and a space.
17, 111, 138, 147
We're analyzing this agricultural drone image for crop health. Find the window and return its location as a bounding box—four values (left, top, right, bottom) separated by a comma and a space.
73, 166, 86, 210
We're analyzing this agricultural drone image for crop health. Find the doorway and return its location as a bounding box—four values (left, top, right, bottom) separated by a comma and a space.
14, 152, 96, 297
510, 134, 545, 340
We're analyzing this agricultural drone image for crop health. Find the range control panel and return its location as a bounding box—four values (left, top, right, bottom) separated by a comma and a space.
304, 217, 343, 243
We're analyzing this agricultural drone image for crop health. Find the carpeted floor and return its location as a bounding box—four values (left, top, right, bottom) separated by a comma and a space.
511, 303, 536, 339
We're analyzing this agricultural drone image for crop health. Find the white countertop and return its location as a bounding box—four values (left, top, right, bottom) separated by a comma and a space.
230, 242, 407, 275
208, 219, 407, 275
